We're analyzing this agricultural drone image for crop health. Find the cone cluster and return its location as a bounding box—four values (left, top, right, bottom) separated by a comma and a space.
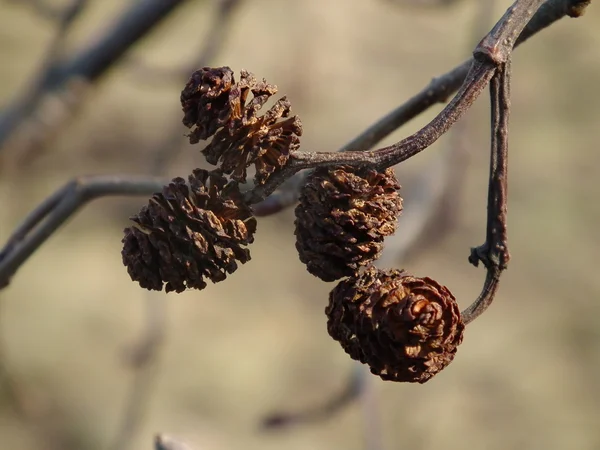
121, 66, 466, 384
294, 163, 464, 382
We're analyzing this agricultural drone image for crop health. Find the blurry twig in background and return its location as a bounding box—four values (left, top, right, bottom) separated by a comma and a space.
252, 0, 586, 217
0, 175, 166, 289
0, 0, 89, 165
263, 362, 365, 430
0, 0, 189, 166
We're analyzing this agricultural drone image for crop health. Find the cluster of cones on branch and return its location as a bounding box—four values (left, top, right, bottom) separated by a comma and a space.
121, 67, 465, 383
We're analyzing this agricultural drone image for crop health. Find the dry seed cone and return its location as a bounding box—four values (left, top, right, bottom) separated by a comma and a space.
326, 266, 464, 383
122, 169, 257, 293
181, 67, 302, 186
295, 166, 402, 282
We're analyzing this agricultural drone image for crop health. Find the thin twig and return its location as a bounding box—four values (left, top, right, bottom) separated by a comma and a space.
462, 60, 511, 324
252, 0, 589, 216
0, 175, 166, 289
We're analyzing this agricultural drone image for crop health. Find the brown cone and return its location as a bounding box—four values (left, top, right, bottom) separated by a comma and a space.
181, 66, 235, 143
181, 67, 302, 186
122, 169, 257, 293
326, 266, 464, 383
294, 166, 402, 282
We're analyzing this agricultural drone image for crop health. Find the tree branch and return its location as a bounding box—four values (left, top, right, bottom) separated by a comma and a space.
0, 175, 166, 289
253, 0, 591, 216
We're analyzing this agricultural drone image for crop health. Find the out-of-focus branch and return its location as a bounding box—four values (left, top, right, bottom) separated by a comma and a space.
0, 175, 166, 289
253, 0, 591, 217
0, 0, 189, 157
262, 362, 365, 430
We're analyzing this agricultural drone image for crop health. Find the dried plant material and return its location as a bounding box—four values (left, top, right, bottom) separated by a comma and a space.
326, 266, 464, 383
122, 169, 257, 293
294, 166, 402, 282
181, 66, 235, 142
181, 67, 302, 186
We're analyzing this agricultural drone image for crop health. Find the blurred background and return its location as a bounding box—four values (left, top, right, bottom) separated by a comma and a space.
1, 0, 599, 449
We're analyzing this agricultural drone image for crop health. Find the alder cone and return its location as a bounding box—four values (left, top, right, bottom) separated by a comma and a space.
294, 166, 402, 282
181, 67, 302, 186
181, 66, 235, 142
121, 169, 257, 293
326, 267, 464, 383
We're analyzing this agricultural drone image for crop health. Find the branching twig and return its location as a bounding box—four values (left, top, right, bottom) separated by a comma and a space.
253, 0, 590, 216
